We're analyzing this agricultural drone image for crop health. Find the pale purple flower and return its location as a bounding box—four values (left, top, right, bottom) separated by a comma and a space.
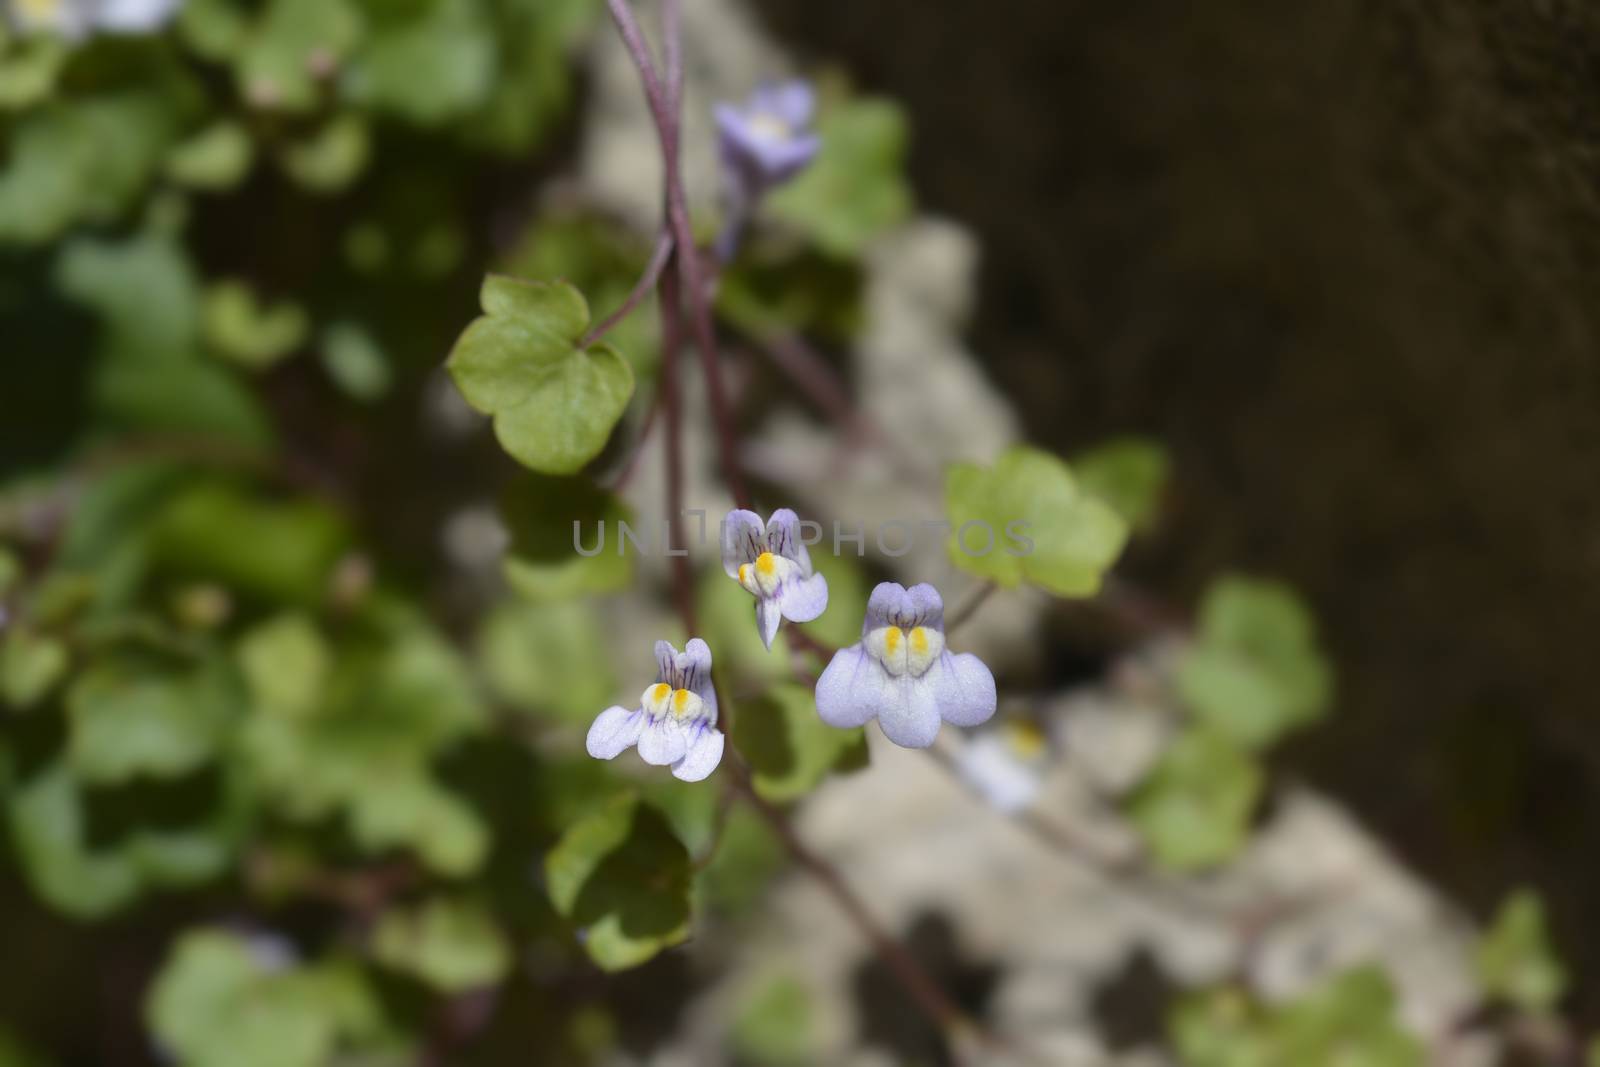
586, 639, 724, 782
722, 508, 828, 650
715, 81, 821, 194
815, 582, 997, 748
714, 80, 821, 259
954, 720, 1050, 813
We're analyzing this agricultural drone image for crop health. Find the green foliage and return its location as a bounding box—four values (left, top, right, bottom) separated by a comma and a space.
732, 683, 868, 802
1177, 576, 1332, 751
545, 793, 692, 971
319, 320, 393, 400
1170, 969, 1423, 1067
372, 896, 512, 993
277, 114, 371, 193
146, 930, 402, 1067
447, 276, 635, 475
0, 93, 181, 244
1073, 436, 1170, 532
203, 281, 310, 369
236, 0, 362, 112
499, 473, 634, 599
1127, 727, 1262, 872
768, 96, 914, 257
65, 655, 234, 785
731, 974, 816, 1066
239, 602, 489, 876
1477, 888, 1567, 1013
165, 121, 255, 191
945, 445, 1129, 597
344, 0, 495, 125
476, 598, 614, 724
1, 625, 69, 709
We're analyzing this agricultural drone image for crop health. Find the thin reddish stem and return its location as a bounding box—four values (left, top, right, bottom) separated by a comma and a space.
582, 230, 674, 347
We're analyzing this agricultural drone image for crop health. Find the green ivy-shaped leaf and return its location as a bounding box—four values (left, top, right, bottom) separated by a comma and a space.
146, 929, 401, 1067
447, 276, 635, 475
545, 793, 691, 971
732, 684, 868, 802
1176, 576, 1332, 751
371, 896, 511, 993
1073, 436, 1170, 532
1127, 727, 1262, 872
945, 445, 1129, 597
1477, 888, 1567, 1013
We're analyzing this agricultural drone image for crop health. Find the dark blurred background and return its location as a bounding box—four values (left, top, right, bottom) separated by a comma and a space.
755, 0, 1600, 1021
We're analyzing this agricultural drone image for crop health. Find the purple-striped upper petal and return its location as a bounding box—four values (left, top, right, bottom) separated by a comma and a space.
721, 509, 766, 577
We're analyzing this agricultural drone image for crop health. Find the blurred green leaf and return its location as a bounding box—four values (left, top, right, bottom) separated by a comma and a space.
278, 113, 371, 193
58, 233, 273, 443
545, 793, 691, 971
731, 974, 815, 1067
1477, 888, 1567, 1013
65, 656, 234, 785
204, 280, 310, 369
179, 0, 250, 60
9, 760, 244, 918
1171, 969, 1422, 1067
447, 276, 635, 474
237, 0, 363, 112
1127, 727, 1262, 872
242, 602, 489, 875
477, 598, 613, 724
344, 0, 495, 125
372, 896, 511, 993
945, 445, 1129, 597
1, 626, 68, 709
732, 683, 867, 802
166, 122, 255, 191
238, 613, 330, 718
150, 483, 348, 606
0, 93, 180, 244
767, 96, 913, 257
320, 320, 392, 400
0, 35, 66, 111
1177, 576, 1332, 751
467, 0, 593, 152
500, 473, 633, 600
1073, 436, 1170, 532
147, 930, 400, 1067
